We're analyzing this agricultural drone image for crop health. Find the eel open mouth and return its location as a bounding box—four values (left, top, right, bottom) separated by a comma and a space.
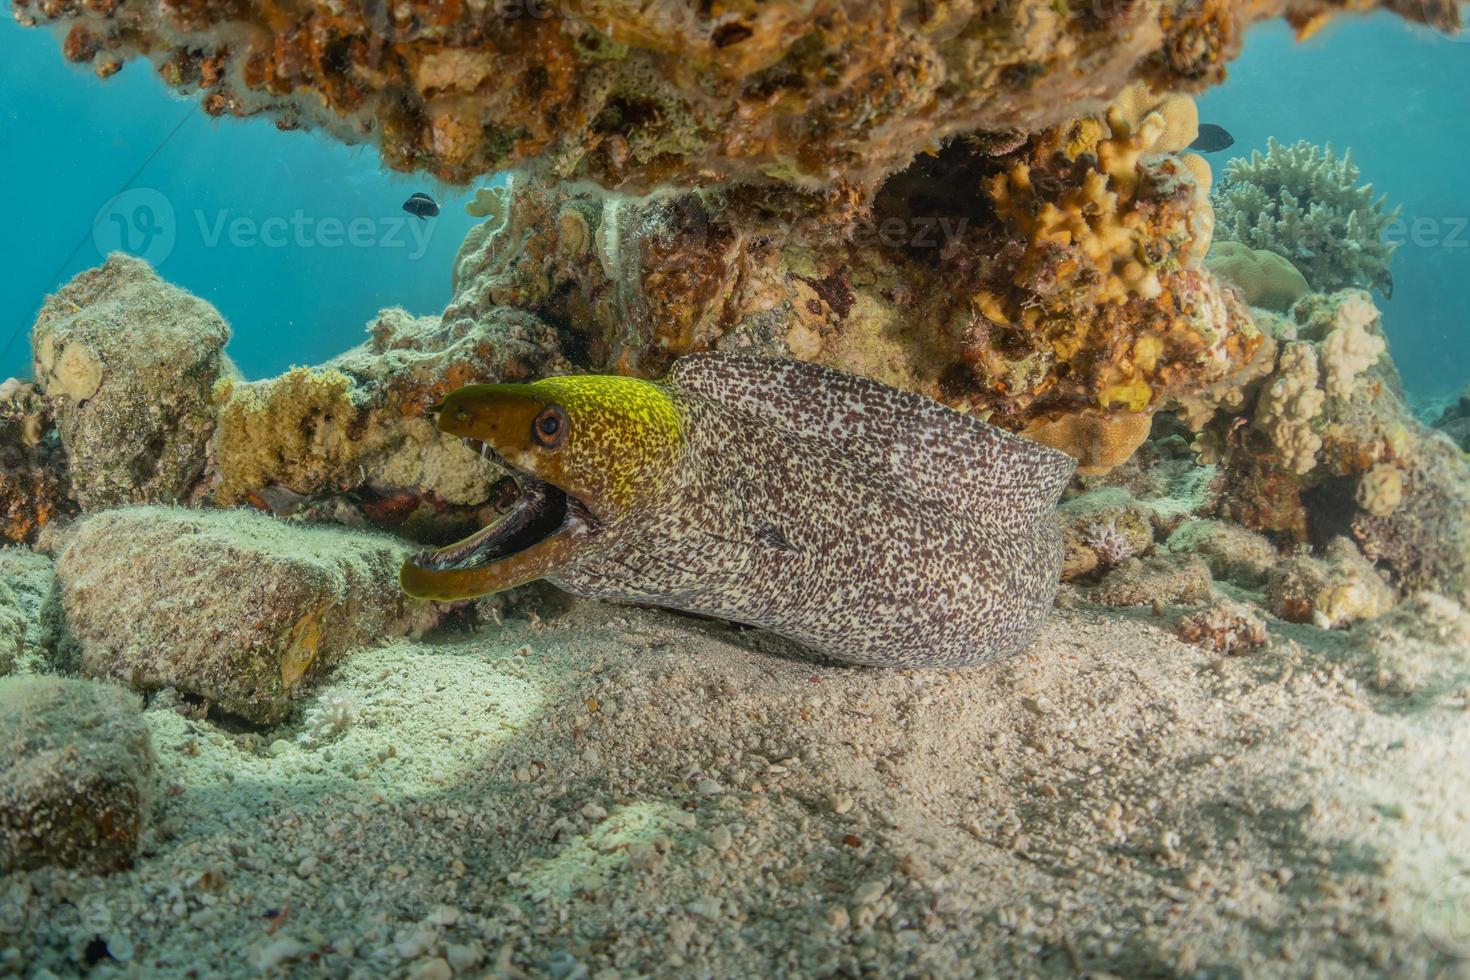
404, 438, 598, 580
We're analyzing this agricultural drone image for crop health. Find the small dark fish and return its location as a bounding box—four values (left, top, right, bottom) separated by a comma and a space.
402, 192, 440, 219
1189, 124, 1235, 154
1380, 271, 1394, 300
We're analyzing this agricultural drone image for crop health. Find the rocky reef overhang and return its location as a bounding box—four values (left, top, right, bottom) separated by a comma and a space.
15, 0, 1462, 192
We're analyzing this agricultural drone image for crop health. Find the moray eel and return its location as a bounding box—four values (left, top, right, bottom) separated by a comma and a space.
401, 354, 1077, 667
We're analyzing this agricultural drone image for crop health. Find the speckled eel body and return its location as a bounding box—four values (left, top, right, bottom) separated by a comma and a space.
400, 354, 1077, 667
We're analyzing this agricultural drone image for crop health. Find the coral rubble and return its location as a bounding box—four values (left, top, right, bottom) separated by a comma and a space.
1213, 139, 1399, 295
1265, 537, 1397, 628
49, 506, 447, 724
16, 0, 1457, 192
1175, 598, 1269, 655
0, 675, 154, 873
31, 254, 230, 511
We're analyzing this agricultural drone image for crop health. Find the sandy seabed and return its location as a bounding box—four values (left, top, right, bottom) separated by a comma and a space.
4, 596, 1470, 979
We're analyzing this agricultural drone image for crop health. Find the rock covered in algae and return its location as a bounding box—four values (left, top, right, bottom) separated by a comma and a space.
31, 254, 230, 510
1165, 518, 1280, 589
50, 506, 446, 723
17, 0, 1457, 192
0, 675, 153, 873
211, 306, 568, 517
1090, 553, 1214, 608
0, 378, 73, 545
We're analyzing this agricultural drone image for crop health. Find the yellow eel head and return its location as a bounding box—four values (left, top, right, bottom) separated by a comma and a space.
400, 374, 682, 601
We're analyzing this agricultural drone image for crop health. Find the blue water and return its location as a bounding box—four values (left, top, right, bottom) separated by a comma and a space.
1, 11, 1466, 401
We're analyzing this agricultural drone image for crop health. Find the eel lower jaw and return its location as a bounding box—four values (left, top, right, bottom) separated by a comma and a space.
399, 440, 600, 601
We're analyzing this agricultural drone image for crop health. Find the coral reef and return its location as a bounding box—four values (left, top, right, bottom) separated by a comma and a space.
0, 676, 153, 873
1213, 139, 1399, 295
1180, 291, 1470, 606
49, 507, 447, 724
0, 378, 72, 544
31, 254, 230, 510
211, 307, 567, 531
1175, 598, 1269, 655
16, 0, 1456, 192
1205, 241, 1309, 312
446, 100, 1256, 472
1265, 537, 1396, 629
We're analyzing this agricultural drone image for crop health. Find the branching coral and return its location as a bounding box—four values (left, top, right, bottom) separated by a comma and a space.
1083, 520, 1139, 570
1213, 138, 1399, 294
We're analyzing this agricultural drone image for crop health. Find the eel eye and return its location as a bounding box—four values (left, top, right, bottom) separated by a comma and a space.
532, 404, 568, 448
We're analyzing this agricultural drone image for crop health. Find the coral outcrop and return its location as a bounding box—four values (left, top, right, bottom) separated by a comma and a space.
0, 378, 72, 544
0, 676, 154, 873
1181, 290, 1470, 606
50, 507, 447, 723
1213, 139, 1399, 295
17, 0, 1456, 192
31, 254, 230, 511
